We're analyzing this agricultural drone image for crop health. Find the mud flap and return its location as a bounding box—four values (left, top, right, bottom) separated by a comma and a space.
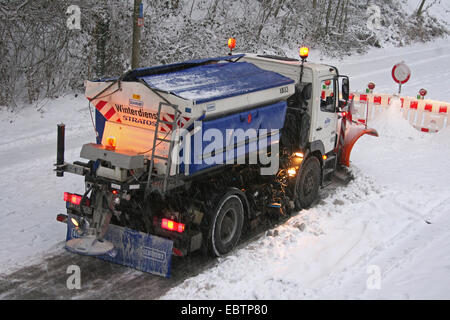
66, 214, 173, 278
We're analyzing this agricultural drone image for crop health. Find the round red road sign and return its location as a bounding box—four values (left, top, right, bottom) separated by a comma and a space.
392, 62, 411, 84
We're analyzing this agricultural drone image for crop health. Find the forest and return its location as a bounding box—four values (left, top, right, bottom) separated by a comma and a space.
0, 0, 447, 108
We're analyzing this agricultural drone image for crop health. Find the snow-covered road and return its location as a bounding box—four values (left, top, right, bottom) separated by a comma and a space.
162, 39, 450, 300
0, 96, 93, 273
0, 38, 449, 299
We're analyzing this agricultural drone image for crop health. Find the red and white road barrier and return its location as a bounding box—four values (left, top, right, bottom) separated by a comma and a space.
350, 92, 450, 133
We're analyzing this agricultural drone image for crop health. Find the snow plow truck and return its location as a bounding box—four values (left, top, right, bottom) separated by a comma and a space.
55, 45, 378, 277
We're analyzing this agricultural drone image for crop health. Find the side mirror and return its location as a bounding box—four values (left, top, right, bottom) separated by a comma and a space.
342, 78, 350, 101
302, 83, 312, 101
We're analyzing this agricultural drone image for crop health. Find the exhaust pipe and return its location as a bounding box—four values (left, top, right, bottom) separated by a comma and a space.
56, 123, 65, 177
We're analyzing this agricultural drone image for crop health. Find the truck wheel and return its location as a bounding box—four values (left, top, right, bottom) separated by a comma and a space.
209, 194, 244, 257
297, 156, 321, 209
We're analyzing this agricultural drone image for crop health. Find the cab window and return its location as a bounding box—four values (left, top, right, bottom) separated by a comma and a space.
320, 79, 336, 113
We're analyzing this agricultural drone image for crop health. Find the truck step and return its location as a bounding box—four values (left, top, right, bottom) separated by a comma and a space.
158, 120, 176, 125
153, 155, 169, 161
333, 168, 353, 184
322, 168, 335, 187
323, 155, 337, 171
156, 137, 172, 143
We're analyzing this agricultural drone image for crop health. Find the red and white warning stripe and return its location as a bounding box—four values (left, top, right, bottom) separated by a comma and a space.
89, 99, 121, 123
89, 98, 192, 131
160, 113, 191, 132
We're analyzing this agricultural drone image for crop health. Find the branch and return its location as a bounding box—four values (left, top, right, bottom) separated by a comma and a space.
15, 0, 30, 13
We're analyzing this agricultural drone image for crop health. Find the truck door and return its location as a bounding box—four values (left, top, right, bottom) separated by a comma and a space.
313, 78, 337, 153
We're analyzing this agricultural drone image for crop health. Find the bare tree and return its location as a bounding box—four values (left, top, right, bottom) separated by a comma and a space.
333, 0, 342, 27
325, 0, 332, 34
0, 0, 446, 109
417, 0, 426, 16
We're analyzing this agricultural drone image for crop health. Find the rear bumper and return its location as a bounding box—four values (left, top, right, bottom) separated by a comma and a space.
62, 199, 202, 256
65, 213, 174, 278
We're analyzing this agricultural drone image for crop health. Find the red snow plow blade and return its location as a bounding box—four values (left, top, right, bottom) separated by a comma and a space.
338, 117, 378, 167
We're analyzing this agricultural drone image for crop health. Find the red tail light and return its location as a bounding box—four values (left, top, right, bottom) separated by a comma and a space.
64, 192, 89, 206
56, 214, 68, 223
172, 247, 184, 256
161, 218, 185, 233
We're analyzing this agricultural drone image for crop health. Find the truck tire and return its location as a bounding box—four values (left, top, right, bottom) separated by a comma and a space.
209, 194, 244, 257
297, 156, 321, 209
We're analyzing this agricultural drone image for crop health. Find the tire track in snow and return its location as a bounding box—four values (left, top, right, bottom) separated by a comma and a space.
316, 188, 450, 299
0, 129, 93, 171
0, 124, 93, 152
339, 44, 450, 67
0, 214, 283, 299
349, 52, 450, 80
360, 198, 450, 299
161, 171, 386, 299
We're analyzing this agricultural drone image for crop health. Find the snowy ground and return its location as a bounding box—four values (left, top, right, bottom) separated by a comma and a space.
0, 95, 93, 273
162, 114, 450, 300
162, 38, 450, 300
0, 37, 449, 299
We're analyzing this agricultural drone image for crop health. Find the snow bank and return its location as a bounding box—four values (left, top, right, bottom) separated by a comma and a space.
367, 97, 423, 140
432, 125, 450, 147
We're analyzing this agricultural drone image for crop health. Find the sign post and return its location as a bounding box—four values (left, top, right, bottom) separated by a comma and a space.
131, 0, 143, 69
392, 62, 411, 95
138, 2, 144, 27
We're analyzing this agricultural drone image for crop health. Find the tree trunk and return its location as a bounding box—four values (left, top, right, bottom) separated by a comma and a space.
189, 0, 196, 18
333, 0, 342, 26
131, 0, 142, 69
325, 0, 332, 34
417, 0, 426, 16
343, 0, 349, 33
338, 0, 346, 33
95, 10, 110, 77
274, 0, 284, 18
256, 1, 274, 39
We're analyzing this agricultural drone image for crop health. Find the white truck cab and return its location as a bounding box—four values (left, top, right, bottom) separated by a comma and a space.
241, 53, 342, 155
